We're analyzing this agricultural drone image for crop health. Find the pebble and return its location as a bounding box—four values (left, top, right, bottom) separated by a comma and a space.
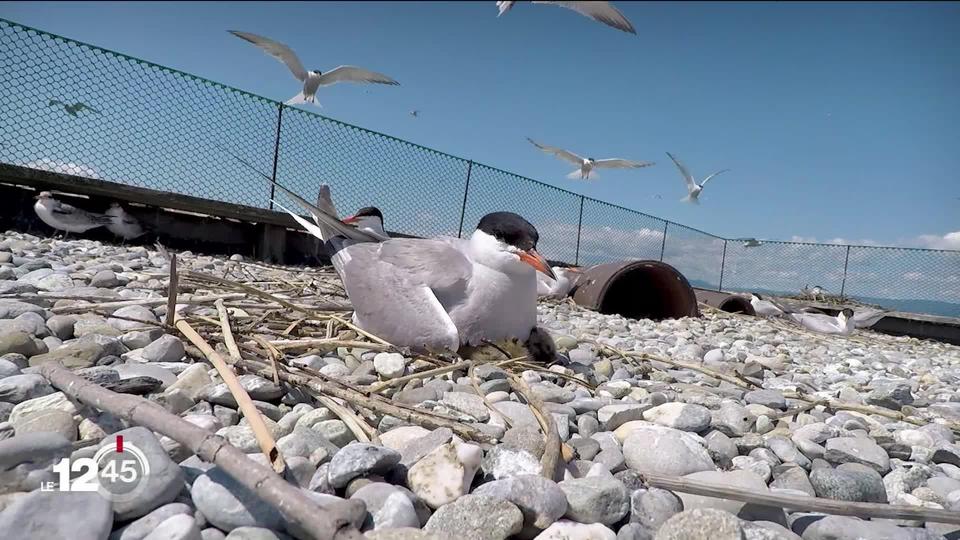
642, 402, 711, 432
327, 443, 401, 488
654, 508, 745, 540
424, 494, 523, 540
621, 424, 716, 476
0, 373, 54, 403
534, 520, 616, 540
350, 482, 420, 530
810, 463, 887, 503
107, 427, 185, 520
192, 466, 283, 531
472, 474, 568, 530
481, 445, 542, 479
559, 475, 630, 525
143, 514, 203, 540
0, 490, 113, 540
408, 442, 482, 508
110, 503, 194, 540
824, 437, 891, 473
141, 335, 186, 363
374, 352, 407, 379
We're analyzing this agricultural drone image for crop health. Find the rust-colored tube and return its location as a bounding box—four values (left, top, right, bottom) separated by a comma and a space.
571, 260, 699, 321
693, 288, 756, 316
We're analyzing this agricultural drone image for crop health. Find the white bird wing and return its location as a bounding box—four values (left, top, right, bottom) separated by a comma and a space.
317, 66, 400, 87
591, 158, 655, 169
666, 152, 696, 191
852, 308, 889, 328
229, 30, 308, 82
335, 240, 469, 352
532, 1, 637, 34
527, 138, 584, 165
700, 169, 730, 187
52, 201, 112, 226
787, 312, 846, 334
497, 1, 516, 16
219, 145, 381, 243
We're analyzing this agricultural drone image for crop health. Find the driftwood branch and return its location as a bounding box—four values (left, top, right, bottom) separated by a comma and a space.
37, 361, 364, 540
644, 472, 960, 525
508, 374, 560, 480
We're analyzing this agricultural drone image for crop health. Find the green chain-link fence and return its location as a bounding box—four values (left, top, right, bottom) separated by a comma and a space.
2, 18, 958, 316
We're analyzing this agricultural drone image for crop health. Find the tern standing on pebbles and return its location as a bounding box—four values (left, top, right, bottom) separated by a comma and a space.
750, 294, 787, 318
527, 138, 654, 180
229, 30, 400, 106
33, 191, 112, 237
537, 266, 582, 299
105, 202, 146, 242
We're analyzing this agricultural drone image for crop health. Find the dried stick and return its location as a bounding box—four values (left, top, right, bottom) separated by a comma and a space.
37, 361, 364, 540
468, 363, 513, 429
176, 317, 286, 474
367, 361, 474, 394
251, 335, 283, 385
165, 254, 178, 327
184, 270, 350, 313
315, 395, 378, 444
237, 357, 496, 444
270, 338, 391, 353
643, 472, 960, 525
508, 374, 560, 480
215, 299, 242, 362
51, 293, 246, 315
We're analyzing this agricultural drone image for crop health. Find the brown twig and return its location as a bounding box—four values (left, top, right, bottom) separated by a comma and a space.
215, 299, 242, 362
176, 317, 286, 474
165, 254, 178, 327
37, 361, 364, 540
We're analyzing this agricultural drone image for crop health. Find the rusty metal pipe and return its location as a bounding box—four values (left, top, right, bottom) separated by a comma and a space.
693, 288, 756, 316
571, 260, 699, 321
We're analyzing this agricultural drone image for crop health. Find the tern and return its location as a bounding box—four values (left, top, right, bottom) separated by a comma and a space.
342, 206, 390, 241
229, 30, 400, 106
105, 202, 146, 242
537, 266, 582, 298
496, 1, 636, 34
33, 191, 112, 236
787, 308, 855, 335
851, 308, 890, 329
527, 138, 654, 180
276, 193, 558, 357
666, 152, 730, 205
48, 99, 99, 117
740, 238, 762, 248
410, 110, 419, 118
749, 294, 791, 318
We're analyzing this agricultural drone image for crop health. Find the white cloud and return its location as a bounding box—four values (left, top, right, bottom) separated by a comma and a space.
910, 231, 960, 251
24, 158, 102, 179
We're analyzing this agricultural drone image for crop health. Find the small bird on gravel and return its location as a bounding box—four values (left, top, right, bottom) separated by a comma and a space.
750, 294, 789, 318
105, 202, 147, 243
787, 308, 855, 335
33, 191, 112, 237
537, 266, 582, 299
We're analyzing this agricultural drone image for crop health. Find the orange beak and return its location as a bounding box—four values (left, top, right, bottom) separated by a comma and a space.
518, 249, 556, 280
342, 215, 358, 224
566, 266, 583, 274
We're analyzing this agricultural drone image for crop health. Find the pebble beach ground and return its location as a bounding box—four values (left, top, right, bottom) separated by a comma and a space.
1, 231, 959, 540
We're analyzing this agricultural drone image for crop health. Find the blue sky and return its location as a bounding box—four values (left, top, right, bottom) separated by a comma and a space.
1, 0, 958, 252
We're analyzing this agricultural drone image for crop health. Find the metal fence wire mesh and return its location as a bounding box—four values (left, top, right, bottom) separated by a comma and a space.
1, 18, 958, 317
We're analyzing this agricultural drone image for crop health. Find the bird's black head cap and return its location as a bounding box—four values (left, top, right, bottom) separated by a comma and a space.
477, 211, 539, 251
353, 206, 384, 222
841, 308, 854, 317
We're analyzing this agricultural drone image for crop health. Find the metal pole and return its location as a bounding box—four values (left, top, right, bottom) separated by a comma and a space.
659, 221, 669, 261
456, 160, 473, 238
268, 104, 285, 210
840, 245, 851, 297
718, 240, 727, 292
574, 196, 585, 265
